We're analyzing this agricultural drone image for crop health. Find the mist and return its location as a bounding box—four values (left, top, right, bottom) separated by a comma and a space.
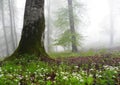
0, 0, 120, 57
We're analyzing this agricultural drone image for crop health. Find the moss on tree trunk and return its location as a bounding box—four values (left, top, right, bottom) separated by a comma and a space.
5, 0, 51, 61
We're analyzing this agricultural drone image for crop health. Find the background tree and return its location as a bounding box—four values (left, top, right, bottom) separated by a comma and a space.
8, 0, 18, 49
68, 0, 78, 52
109, 0, 114, 47
46, 0, 51, 52
0, 0, 17, 56
0, 0, 9, 55
54, 0, 82, 52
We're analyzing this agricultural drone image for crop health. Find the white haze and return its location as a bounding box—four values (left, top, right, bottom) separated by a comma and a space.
1, 0, 119, 56
15, 0, 120, 48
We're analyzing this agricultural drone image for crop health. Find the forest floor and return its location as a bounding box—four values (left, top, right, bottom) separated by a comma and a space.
50, 50, 120, 66
0, 51, 119, 85
56, 56, 120, 66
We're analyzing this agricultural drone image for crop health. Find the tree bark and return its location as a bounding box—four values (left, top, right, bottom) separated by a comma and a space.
6, 0, 49, 60
109, 0, 114, 47
8, 0, 17, 50
46, 0, 51, 52
68, 0, 78, 52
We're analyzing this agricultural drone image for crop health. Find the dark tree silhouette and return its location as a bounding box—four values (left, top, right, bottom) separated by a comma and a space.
6, 0, 50, 61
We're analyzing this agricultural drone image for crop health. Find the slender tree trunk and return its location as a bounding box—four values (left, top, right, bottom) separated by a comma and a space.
46, 0, 51, 52
5, 0, 50, 61
1, 0, 9, 55
8, 0, 17, 50
68, 0, 78, 52
109, 0, 114, 47
9, 0, 18, 47
110, 23, 114, 46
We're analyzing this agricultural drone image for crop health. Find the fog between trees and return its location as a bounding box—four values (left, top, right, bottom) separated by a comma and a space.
0, 0, 120, 57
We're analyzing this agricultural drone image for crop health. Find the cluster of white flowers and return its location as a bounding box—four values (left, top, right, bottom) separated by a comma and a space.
96, 74, 102, 78
0, 74, 3, 78
72, 72, 82, 80
103, 65, 119, 72
0, 61, 119, 85
0, 67, 3, 78
0, 67, 2, 72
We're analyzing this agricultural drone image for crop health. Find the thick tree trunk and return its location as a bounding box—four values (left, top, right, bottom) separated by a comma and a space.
68, 0, 78, 52
6, 0, 50, 60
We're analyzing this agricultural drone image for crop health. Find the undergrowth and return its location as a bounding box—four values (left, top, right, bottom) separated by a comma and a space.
0, 54, 119, 85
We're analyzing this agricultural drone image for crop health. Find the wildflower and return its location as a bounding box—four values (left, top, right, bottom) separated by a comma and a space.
96, 74, 102, 78
90, 68, 94, 71
103, 65, 109, 68
0, 74, 3, 77
114, 71, 117, 74
14, 79, 18, 82
114, 67, 119, 70
89, 74, 93, 77
63, 76, 68, 80
80, 79, 84, 82
25, 75, 28, 78
19, 75, 23, 79
0, 67, 2, 72
47, 77, 51, 80
74, 66, 79, 69
34, 72, 37, 74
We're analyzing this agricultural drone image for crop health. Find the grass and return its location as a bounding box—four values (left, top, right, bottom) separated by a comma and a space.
0, 54, 119, 85
48, 49, 106, 58
49, 49, 120, 58
0, 50, 120, 85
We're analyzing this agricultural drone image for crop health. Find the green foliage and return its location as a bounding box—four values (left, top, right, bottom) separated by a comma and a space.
49, 52, 81, 58
54, 7, 79, 30
54, 0, 82, 50
54, 29, 83, 49
0, 55, 119, 85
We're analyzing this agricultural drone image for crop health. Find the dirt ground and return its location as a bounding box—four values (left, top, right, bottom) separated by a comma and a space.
56, 56, 120, 66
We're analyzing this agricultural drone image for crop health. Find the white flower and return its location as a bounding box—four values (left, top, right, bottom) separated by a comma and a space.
80, 79, 84, 82
90, 68, 94, 71
34, 72, 37, 74
25, 75, 28, 78
103, 65, 109, 68
0, 67, 2, 72
14, 79, 18, 82
47, 77, 51, 80
0, 74, 3, 77
114, 67, 119, 70
89, 74, 93, 77
63, 76, 68, 80
74, 66, 79, 69
114, 71, 117, 74
96, 74, 102, 78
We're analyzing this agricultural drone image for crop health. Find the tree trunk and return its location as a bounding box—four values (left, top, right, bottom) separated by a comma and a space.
8, 0, 17, 50
46, 0, 51, 52
1, 0, 9, 55
68, 0, 78, 52
6, 0, 50, 60
109, 0, 114, 47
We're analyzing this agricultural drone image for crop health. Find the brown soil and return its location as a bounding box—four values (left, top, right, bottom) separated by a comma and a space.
55, 56, 120, 66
